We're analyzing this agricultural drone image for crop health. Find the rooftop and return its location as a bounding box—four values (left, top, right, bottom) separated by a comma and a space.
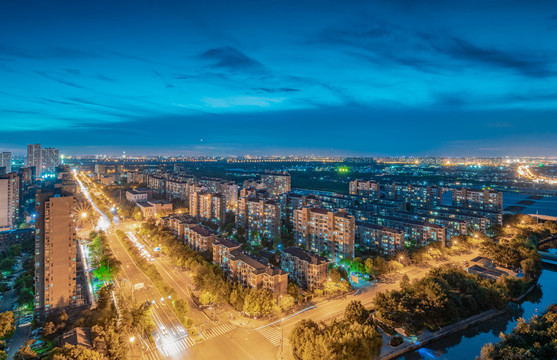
282, 247, 329, 265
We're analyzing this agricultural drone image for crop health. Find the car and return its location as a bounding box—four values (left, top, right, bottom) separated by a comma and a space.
5, 343, 11, 352
31, 327, 43, 336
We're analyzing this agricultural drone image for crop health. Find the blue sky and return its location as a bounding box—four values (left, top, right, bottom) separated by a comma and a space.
1, 0, 556, 156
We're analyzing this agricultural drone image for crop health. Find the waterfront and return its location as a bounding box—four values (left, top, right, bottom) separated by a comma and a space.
399, 252, 557, 359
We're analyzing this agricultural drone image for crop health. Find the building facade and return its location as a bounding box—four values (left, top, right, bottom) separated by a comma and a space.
34, 192, 77, 315
281, 247, 329, 290
0, 173, 19, 231
0, 152, 11, 174
237, 197, 280, 244
355, 222, 404, 255
293, 207, 355, 261
27, 144, 42, 178
41, 148, 60, 176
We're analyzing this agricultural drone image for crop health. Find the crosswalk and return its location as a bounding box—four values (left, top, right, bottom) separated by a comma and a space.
141, 322, 237, 359
256, 325, 285, 347
199, 322, 237, 341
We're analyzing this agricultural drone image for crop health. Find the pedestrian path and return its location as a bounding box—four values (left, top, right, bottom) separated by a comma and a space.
256, 325, 285, 347
199, 322, 237, 341
142, 322, 237, 359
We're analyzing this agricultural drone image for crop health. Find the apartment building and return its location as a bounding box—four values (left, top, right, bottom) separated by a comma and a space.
237, 197, 280, 243
452, 188, 503, 212
430, 204, 503, 227
394, 211, 467, 242
160, 214, 198, 242
41, 148, 60, 175
349, 179, 380, 199
212, 237, 242, 273
261, 171, 291, 197
0, 152, 11, 174
165, 178, 191, 201
34, 192, 78, 315
189, 191, 226, 226
27, 144, 42, 178
281, 247, 329, 290
136, 200, 173, 218
293, 207, 355, 261
184, 225, 216, 252
227, 250, 288, 298
416, 207, 489, 232
355, 222, 404, 255
126, 189, 149, 203
368, 215, 446, 247
0, 173, 19, 231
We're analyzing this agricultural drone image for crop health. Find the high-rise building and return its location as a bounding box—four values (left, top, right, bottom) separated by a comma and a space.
41, 148, 60, 176
34, 192, 77, 315
0, 173, 20, 231
452, 188, 503, 212
349, 179, 380, 199
189, 191, 226, 226
261, 172, 291, 197
237, 197, 280, 244
27, 144, 42, 178
293, 207, 355, 261
0, 152, 11, 174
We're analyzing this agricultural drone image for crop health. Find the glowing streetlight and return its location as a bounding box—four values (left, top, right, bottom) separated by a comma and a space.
81, 212, 87, 218
129, 336, 135, 344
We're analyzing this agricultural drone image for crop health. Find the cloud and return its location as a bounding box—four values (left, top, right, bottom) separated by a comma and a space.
96, 74, 116, 82
433, 37, 554, 78
254, 87, 300, 93
34, 71, 87, 89
199, 47, 265, 72
201, 95, 285, 108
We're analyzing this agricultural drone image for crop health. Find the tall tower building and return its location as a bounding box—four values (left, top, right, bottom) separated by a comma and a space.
27, 144, 42, 178
0, 173, 20, 231
0, 152, 11, 174
34, 192, 77, 315
41, 148, 60, 176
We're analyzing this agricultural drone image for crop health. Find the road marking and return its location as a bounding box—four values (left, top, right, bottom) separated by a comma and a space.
199, 322, 236, 341
256, 325, 284, 347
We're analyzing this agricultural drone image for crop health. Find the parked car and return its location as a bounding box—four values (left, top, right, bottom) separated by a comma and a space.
5, 342, 11, 352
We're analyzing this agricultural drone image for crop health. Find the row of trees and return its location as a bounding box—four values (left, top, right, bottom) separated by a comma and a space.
480, 303, 557, 360
140, 220, 295, 317
89, 231, 122, 282
30, 285, 155, 360
289, 301, 382, 360
373, 265, 508, 333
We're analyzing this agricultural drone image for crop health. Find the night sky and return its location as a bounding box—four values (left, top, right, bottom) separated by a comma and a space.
1, 0, 556, 156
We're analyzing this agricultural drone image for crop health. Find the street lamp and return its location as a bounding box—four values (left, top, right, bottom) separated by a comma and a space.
129, 336, 135, 344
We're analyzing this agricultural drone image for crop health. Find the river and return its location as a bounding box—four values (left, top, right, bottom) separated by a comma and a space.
398, 250, 557, 359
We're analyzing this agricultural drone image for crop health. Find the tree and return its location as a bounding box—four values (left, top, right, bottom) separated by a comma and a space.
13, 342, 37, 360
243, 289, 277, 317
199, 290, 218, 306
287, 282, 300, 301
279, 295, 296, 311
0, 350, 7, 360
344, 301, 370, 325
399, 274, 410, 291
0, 312, 15, 339
51, 344, 103, 360
521, 257, 541, 279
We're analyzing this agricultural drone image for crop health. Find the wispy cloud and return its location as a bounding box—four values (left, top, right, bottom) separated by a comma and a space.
198, 47, 266, 73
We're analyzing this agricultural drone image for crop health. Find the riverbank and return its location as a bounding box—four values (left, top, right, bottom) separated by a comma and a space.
381, 308, 508, 359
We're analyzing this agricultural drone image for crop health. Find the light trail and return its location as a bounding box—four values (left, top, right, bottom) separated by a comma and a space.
517, 165, 557, 184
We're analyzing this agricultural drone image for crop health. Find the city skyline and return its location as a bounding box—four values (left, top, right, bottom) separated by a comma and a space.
1, 0, 557, 156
